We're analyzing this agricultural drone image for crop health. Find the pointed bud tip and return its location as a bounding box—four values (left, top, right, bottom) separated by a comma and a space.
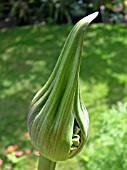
82, 11, 99, 24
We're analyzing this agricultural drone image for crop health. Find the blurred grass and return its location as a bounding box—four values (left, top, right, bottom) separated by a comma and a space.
0, 23, 127, 169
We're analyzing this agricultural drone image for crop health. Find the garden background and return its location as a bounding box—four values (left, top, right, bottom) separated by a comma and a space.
0, 0, 127, 170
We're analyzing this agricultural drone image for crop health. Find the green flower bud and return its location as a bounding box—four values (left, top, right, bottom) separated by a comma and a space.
27, 12, 98, 162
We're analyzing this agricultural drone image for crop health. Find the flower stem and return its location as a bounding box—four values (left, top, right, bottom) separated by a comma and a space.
38, 155, 56, 170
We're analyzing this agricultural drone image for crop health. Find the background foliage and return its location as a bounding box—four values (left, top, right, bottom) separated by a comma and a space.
0, 0, 127, 27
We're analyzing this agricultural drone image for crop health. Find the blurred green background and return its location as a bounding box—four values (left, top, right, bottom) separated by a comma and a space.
0, 1, 127, 170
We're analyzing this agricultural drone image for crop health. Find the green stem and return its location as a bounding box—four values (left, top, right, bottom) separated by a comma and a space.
38, 155, 56, 170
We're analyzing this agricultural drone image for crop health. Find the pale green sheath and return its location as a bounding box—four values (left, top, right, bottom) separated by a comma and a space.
27, 12, 98, 170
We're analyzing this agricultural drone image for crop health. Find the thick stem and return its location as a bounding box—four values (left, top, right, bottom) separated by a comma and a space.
38, 155, 56, 170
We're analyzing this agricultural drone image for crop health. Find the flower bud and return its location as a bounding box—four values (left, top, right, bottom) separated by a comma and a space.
27, 12, 98, 162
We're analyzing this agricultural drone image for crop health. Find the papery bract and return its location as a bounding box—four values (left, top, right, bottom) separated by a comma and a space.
28, 12, 98, 162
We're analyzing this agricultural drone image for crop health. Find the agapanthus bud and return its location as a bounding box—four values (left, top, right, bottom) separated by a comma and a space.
27, 12, 98, 162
